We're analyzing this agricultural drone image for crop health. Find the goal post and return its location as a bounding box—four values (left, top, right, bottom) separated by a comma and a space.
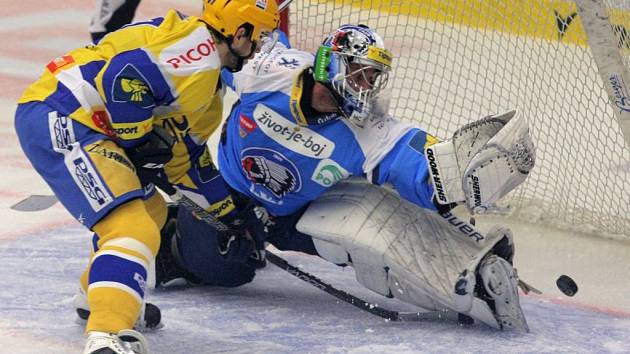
281, 0, 630, 239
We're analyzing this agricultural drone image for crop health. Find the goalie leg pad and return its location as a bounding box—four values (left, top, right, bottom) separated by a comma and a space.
296, 179, 511, 319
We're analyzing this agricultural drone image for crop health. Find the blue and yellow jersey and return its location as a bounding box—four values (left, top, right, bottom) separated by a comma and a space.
18, 10, 223, 150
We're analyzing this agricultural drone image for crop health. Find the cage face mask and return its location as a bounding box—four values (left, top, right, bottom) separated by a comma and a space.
314, 24, 393, 126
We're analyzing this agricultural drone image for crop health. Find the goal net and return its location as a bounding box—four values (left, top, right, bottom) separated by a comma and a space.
282, 0, 630, 239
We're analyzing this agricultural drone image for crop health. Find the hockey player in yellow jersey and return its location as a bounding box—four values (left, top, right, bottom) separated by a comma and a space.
14, 1, 279, 353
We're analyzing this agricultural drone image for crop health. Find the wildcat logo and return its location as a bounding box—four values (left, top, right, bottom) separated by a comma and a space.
311, 159, 349, 187
241, 147, 301, 200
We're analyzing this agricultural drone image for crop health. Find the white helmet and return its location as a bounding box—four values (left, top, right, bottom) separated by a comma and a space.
313, 24, 393, 126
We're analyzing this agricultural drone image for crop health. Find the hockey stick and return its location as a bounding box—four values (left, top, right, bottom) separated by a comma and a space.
8, 193, 471, 322
10, 194, 59, 212
264, 251, 443, 322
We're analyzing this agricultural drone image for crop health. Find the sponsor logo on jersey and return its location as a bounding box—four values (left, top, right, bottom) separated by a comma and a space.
161, 28, 219, 74
110, 121, 151, 140
241, 147, 301, 202
208, 196, 235, 218
86, 143, 135, 171
68, 150, 113, 212
48, 111, 75, 151
254, 104, 334, 158
311, 159, 349, 187
425, 147, 447, 203
112, 64, 155, 109
441, 211, 484, 242
239, 114, 257, 137
46, 55, 75, 73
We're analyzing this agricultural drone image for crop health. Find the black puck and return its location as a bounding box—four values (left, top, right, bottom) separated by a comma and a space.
556, 275, 578, 297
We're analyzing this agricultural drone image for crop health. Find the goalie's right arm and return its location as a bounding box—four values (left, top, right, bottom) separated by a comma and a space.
425, 110, 536, 213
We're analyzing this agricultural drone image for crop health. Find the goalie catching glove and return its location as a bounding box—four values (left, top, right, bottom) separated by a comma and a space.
425, 110, 535, 213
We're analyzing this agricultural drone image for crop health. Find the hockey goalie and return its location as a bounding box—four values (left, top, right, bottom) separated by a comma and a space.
156, 24, 536, 332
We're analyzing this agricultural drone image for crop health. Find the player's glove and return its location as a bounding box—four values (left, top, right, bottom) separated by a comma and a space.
217, 201, 266, 265
126, 125, 176, 193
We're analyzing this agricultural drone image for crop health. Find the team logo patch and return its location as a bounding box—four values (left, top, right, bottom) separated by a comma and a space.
311, 159, 349, 187
241, 147, 301, 202
112, 64, 155, 108
254, 104, 334, 158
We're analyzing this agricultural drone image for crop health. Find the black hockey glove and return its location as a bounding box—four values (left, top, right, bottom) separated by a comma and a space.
217, 201, 266, 265
126, 125, 176, 193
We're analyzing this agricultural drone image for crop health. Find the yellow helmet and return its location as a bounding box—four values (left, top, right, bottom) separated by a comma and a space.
201, 0, 280, 41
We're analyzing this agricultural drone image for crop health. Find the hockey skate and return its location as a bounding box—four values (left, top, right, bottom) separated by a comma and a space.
83, 329, 148, 354
477, 254, 529, 332
73, 287, 162, 331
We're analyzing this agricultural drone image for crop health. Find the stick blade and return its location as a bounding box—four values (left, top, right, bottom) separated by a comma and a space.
10, 195, 58, 212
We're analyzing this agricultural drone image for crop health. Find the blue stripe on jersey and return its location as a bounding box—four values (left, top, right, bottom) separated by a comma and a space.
89, 253, 147, 298
79, 60, 106, 89
43, 81, 81, 116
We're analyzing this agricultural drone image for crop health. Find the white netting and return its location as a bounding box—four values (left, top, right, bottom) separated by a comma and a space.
286, 0, 630, 238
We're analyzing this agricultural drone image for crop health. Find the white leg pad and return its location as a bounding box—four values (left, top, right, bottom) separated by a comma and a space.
297, 178, 507, 325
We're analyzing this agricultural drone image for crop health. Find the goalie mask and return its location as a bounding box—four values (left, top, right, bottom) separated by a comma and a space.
313, 24, 393, 126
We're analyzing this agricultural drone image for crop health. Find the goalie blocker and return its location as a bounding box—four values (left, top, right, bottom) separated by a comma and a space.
425, 110, 535, 213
